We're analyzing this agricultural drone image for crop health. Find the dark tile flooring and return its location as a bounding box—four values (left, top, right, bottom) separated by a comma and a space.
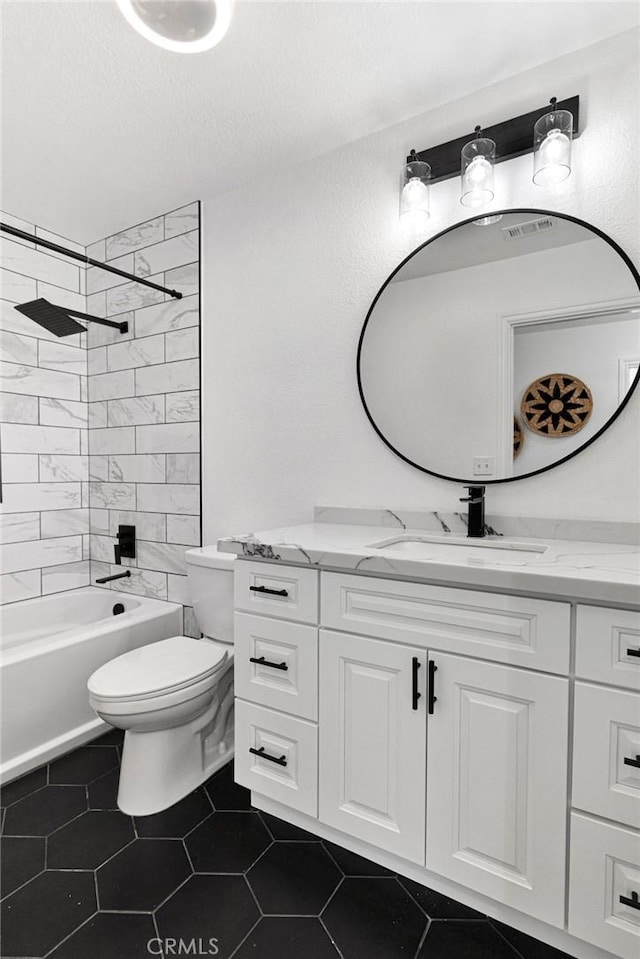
0, 732, 573, 959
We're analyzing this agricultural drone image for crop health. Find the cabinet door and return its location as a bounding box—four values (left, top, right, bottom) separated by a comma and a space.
426, 653, 568, 927
319, 630, 427, 864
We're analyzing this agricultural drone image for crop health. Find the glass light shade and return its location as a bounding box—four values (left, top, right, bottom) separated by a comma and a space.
116, 0, 233, 53
400, 154, 431, 231
460, 136, 495, 208
533, 108, 573, 185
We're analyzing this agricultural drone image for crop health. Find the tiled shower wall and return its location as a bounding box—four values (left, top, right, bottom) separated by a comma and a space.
0, 213, 90, 603
0, 203, 201, 633
86, 204, 202, 636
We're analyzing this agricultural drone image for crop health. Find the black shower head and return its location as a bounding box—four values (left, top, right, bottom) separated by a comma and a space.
14, 298, 86, 337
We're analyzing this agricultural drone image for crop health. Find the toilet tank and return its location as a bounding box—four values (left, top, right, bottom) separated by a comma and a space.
184, 546, 235, 643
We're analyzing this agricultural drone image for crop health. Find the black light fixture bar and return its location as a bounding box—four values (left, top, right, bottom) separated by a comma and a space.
413, 95, 580, 184
0, 222, 183, 300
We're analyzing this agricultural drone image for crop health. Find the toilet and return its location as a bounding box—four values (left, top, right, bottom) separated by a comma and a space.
87, 547, 235, 816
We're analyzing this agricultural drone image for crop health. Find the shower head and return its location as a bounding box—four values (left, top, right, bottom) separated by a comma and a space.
13, 298, 129, 337
14, 298, 86, 337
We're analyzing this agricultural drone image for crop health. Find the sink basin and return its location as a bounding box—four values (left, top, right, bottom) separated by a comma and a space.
368, 534, 548, 565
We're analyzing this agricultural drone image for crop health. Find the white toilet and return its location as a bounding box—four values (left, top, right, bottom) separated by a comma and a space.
87, 547, 235, 816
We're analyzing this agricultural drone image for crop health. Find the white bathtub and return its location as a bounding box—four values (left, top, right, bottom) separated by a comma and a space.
0, 587, 183, 783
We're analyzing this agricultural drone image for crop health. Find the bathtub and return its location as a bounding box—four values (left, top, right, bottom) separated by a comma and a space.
0, 587, 183, 783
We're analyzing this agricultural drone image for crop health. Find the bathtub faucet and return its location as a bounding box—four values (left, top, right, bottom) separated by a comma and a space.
96, 570, 131, 584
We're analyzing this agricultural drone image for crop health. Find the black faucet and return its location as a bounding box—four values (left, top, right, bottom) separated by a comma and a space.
114, 525, 136, 565
460, 486, 486, 538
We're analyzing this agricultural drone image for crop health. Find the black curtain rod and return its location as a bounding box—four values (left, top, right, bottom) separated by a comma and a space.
0, 222, 183, 300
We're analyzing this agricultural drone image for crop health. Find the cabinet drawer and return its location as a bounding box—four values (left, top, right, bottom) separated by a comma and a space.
576, 605, 640, 691
235, 561, 318, 624
321, 572, 570, 673
569, 812, 640, 959
234, 613, 318, 721
234, 700, 317, 817
573, 682, 640, 829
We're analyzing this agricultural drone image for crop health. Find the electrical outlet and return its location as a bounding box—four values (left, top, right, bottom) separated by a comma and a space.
473, 456, 494, 476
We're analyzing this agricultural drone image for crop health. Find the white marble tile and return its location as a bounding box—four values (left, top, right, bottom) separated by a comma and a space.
134, 295, 199, 337
167, 573, 190, 604
1, 267, 37, 303
165, 390, 199, 422
1, 362, 80, 400
135, 359, 198, 396
0, 237, 79, 290
36, 283, 86, 314
88, 347, 107, 376
165, 326, 198, 361
107, 334, 164, 372
0, 512, 40, 545
166, 514, 200, 546
81, 482, 90, 508
0, 483, 81, 513
79, 270, 87, 297
137, 483, 199, 515
86, 238, 106, 261
0, 569, 41, 604
2, 454, 39, 483
166, 452, 199, 483
89, 455, 109, 481
165, 203, 199, 239
41, 508, 89, 538
89, 401, 108, 429
87, 310, 134, 349
89, 369, 135, 402
39, 454, 88, 482
38, 340, 86, 376
110, 565, 168, 600
165, 262, 198, 297
40, 397, 88, 428
89, 482, 136, 510
183, 606, 201, 638
0, 392, 39, 424
41, 561, 90, 595
137, 541, 188, 575
1, 423, 80, 454
1, 536, 82, 574
135, 231, 198, 278
90, 534, 126, 566
106, 276, 165, 316
89, 508, 110, 536
106, 217, 164, 260
86, 253, 133, 295
0, 300, 81, 347
80, 376, 88, 403
0, 330, 38, 366
90, 561, 111, 587
80, 429, 89, 456
89, 426, 135, 456
108, 395, 164, 427
136, 422, 199, 454
0, 211, 35, 247
108, 510, 166, 543
35, 226, 84, 261
108, 454, 165, 483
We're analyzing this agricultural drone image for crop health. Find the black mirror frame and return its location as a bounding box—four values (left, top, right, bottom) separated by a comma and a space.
356, 207, 640, 485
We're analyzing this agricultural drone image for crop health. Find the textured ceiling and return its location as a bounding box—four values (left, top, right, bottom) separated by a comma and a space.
1, 0, 638, 243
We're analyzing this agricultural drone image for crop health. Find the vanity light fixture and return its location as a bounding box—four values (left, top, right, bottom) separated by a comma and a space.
533, 97, 574, 186
460, 127, 496, 208
116, 0, 233, 53
400, 150, 431, 231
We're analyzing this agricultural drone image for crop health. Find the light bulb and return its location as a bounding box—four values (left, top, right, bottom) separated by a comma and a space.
465, 155, 491, 186
533, 104, 573, 186
116, 0, 233, 53
402, 178, 430, 211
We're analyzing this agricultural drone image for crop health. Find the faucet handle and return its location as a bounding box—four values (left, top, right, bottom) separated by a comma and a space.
460, 485, 485, 503
114, 544, 122, 565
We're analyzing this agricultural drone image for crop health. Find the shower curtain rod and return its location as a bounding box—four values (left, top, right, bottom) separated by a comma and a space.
0, 222, 183, 300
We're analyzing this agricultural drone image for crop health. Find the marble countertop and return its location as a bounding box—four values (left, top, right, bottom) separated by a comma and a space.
218, 516, 640, 606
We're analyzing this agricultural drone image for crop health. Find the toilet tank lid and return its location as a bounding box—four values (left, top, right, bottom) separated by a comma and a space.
185, 546, 236, 570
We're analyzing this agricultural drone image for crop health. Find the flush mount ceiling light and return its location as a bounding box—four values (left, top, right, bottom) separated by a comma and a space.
116, 0, 233, 53
533, 97, 574, 186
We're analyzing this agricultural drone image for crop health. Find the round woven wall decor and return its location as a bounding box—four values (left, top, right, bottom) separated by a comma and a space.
513, 416, 523, 457
521, 373, 593, 437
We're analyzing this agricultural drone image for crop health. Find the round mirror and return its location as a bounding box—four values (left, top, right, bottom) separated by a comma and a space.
358, 209, 640, 483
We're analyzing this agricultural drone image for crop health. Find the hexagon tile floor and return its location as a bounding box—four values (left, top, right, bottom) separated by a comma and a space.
1, 731, 573, 959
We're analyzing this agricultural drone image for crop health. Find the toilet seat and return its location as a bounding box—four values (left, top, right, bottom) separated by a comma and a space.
88, 635, 229, 703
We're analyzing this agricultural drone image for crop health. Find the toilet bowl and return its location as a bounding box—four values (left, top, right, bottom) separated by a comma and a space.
87, 547, 235, 816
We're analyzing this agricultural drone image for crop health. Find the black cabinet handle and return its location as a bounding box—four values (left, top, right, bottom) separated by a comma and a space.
624, 755, 640, 768
249, 656, 288, 671
249, 746, 287, 767
620, 891, 640, 910
412, 657, 422, 710
250, 585, 289, 597
428, 660, 438, 714
627, 647, 640, 658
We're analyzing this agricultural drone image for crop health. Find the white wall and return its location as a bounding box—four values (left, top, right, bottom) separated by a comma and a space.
202, 29, 640, 541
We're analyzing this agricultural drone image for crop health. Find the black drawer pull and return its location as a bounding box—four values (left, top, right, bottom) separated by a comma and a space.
620, 891, 640, 910
250, 585, 289, 597
412, 657, 422, 710
627, 647, 640, 658
428, 659, 438, 714
624, 755, 640, 769
249, 746, 287, 767
249, 655, 288, 671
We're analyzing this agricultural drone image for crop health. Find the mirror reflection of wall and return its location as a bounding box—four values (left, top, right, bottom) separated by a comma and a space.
358, 211, 640, 483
